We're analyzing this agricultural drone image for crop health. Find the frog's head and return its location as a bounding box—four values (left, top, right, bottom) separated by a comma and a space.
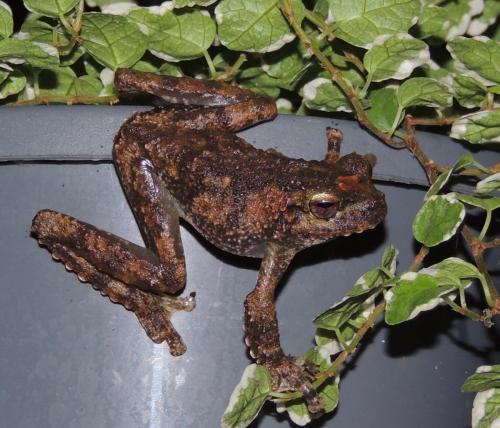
280, 153, 386, 249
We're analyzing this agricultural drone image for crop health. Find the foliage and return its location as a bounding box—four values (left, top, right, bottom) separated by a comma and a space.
3, 1, 500, 427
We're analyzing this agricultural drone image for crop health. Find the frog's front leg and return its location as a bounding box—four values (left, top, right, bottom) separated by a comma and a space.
244, 244, 323, 413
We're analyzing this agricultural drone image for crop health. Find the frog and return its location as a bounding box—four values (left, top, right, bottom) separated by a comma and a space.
31, 68, 387, 412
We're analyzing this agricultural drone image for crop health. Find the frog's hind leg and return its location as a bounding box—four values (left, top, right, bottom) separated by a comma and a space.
115, 68, 277, 132
32, 209, 194, 356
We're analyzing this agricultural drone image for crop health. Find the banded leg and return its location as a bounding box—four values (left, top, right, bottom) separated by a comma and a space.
31, 210, 194, 355
115, 69, 277, 132
244, 244, 323, 413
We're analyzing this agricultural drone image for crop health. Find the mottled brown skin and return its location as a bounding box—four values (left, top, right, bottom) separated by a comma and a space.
31, 69, 386, 412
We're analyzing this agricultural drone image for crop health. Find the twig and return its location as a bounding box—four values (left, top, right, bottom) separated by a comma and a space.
278, 0, 404, 149
8, 95, 119, 106
409, 246, 429, 272
216, 54, 247, 82
403, 115, 444, 183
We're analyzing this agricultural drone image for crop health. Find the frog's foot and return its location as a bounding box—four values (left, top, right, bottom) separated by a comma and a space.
38, 238, 194, 356
267, 356, 324, 414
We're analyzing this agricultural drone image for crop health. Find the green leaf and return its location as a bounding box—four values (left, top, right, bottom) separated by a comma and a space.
366, 87, 400, 133
453, 74, 488, 109
0, 38, 59, 68
397, 77, 452, 109
450, 110, 500, 144
432, 0, 484, 41
456, 193, 500, 213
364, 33, 429, 82
174, 0, 217, 6
423, 257, 483, 286
215, 0, 299, 53
222, 364, 272, 428
262, 41, 310, 91
416, 5, 449, 40
385, 272, 454, 324
38, 67, 104, 98
80, 12, 146, 70
0, 1, 13, 39
24, 0, 80, 17
0, 70, 26, 99
302, 77, 351, 113
463, 366, 500, 393
381, 245, 398, 275
467, 0, 500, 37
320, 376, 340, 413
238, 66, 280, 98
128, 8, 216, 62
474, 391, 500, 428
412, 194, 465, 247
447, 37, 500, 85
315, 0, 421, 48
476, 173, 500, 194
276, 398, 310, 426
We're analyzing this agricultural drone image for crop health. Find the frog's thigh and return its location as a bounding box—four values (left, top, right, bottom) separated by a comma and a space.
32, 209, 181, 295
113, 131, 186, 293
45, 239, 189, 355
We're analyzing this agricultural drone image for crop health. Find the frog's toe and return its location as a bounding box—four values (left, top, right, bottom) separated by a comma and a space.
268, 356, 324, 413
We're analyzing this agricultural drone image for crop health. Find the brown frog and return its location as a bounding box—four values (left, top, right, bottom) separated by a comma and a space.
31, 69, 386, 412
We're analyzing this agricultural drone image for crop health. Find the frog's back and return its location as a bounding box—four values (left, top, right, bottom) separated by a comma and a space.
118, 110, 338, 256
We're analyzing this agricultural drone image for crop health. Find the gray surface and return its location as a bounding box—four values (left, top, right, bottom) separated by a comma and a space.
1, 107, 499, 428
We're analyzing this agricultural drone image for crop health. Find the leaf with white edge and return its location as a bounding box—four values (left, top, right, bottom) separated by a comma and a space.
0, 38, 59, 68
385, 272, 455, 325
425, 153, 489, 200
450, 110, 500, 144
24, 0, 80, 17
80, 13, 146, 70
320, 376, 340, 413
222, 364, 272, 428
302, 78, 351, 113
215, 0, 303, 53
439, 0, 484, 41
397, 77, 452, 109
174, 0, 217, 7
364, 33, 429, 82
381, 245, 398, 275
463, 365, 500, 392
468, 0, 500, 37
447, 37, 500, 85
453, 74, 488, 108
416, 5, 449, 40
456, 193, 500, 212
239, 66, 280, 98
0, 1, 13, 39
276, 399, 310, 427
0, 68, 7, 85
262, 41, 310, 90
128, 8, 216, 62
158, 62, 183, 77
366, 87, 401, 133
38, 66, 77, 96
412, 194, 465, 247
472, 389, 500, 428
314, 0, 421, 48
0, 70, 26, 99
421, 257, 483, 290
477, 173, 500, 194
313, 294, 369, 332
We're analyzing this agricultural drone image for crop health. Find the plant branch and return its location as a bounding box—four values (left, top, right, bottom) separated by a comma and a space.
403, 115, 444, 183
461, 226, 499, 308
9, 95, 119, 106
409, 246, 429, 272
278, 0, 404, 149
216, 54, 247, 82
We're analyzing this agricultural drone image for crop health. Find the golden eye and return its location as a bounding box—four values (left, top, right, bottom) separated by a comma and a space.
308, 194, 338, 219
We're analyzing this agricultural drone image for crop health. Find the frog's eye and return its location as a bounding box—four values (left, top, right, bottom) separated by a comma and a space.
308, 194, 339, 219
